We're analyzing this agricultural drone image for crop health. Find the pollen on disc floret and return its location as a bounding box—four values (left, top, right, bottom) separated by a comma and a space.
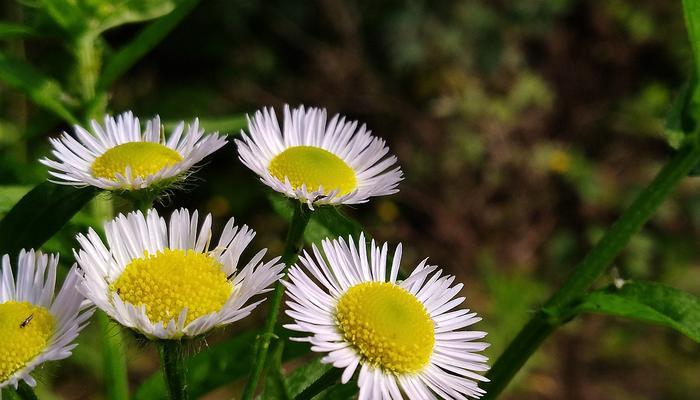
91, 142, 183, 181
335, 281, 435, 374
268, 145, 358, 195
110, 249, 232, 325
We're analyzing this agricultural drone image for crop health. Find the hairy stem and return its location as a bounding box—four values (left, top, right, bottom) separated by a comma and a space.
241, 202, 312, 400
483, 144, 700, 399
158, 340, 189, 400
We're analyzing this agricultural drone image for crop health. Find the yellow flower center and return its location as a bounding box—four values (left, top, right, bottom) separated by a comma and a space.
335, 282, 434, 373
269, 146, 357, 195
91, 142, 183, 181
0, 301, 55, 382
110, 249, 232, 326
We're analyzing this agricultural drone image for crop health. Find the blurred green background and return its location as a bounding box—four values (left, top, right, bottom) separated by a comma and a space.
1, 0, 700, 399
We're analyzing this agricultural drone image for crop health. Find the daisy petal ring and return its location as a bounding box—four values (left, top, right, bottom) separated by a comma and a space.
74, 208, 283, 339
236, 105, 403, 206
284, 234, 490, 399
0, 249, 93, 390
40, 111, 227, 191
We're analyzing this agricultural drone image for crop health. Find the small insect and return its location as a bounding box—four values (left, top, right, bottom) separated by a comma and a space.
116, 288, 121, 295
611, 267, 626, 290
19, 314, 34, 328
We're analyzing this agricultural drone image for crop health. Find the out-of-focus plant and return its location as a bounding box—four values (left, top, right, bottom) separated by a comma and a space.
483, 1, 700, 397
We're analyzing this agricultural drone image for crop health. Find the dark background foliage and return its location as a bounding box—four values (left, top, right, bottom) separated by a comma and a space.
1, 0, 699, 399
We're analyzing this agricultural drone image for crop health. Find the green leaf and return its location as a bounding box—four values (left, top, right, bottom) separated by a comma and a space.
665, 78, 700, 174
40, 0, 187, 37
0, 22, 37, 39
268, 196, 364, 245
0, 388, 20, 400
310, 206, 364, 242
665, 77, 699, 149
39, 0, 83, 34
312, 383, 358, 400
284, 358, 332, 398
287, 361, 353, 400
668, 2, 700, 155
0, 52, 79, 124
683, 0, 700, 73
99, 0, 200, 89
0, 183, 98, 258
134, 330, 309, 400
91, 0, 182, 33
0, 185, 32, 215
574, 281, 700, 342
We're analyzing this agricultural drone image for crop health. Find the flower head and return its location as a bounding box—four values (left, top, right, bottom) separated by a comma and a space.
0, 250, 92, 390
40, 111, 227, 191
236, 105, 403, 206
75, 208, 283, 339
284, 234, 489, 399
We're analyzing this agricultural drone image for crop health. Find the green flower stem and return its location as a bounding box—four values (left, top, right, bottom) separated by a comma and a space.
97, 311, 130, 400
99, 0, 201, 90
127, 191, 158, 214
14, 382, 38, 400
241, 202, 313, 400
73, 34, 100, 105
483, 144, 700, 399
158, 340, 189, 400
295, 368, 343, 400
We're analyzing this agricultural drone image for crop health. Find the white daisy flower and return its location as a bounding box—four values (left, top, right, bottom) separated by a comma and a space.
74, 208, 283, 339
0, 249, 93, 390
40, 111, 227, 190
284, 234, 490, 399
236, 105, 403, 206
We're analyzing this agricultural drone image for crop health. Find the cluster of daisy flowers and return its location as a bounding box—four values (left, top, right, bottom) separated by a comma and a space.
1, 105, 489, 399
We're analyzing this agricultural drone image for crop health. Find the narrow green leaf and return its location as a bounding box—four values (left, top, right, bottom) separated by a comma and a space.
90, 0, 181, 34
99, 0, 200, 89
0, 185, 32, 215
667, 1, 700, 151
574, 281, 700, 342
285, 358, 332, 398
40, 0, 184, 37
0, 22, 37, 39
311, 383, 358, 400
39, 0, 84, 34
665, 77, 699, 149
683, 0, 700, 73
0, 52, 79, 124
293, 365, 346, 400
0, 387, 21, 400
311, 206, 364, 240
268, 195, 364, 245
0, 183, 98, 257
